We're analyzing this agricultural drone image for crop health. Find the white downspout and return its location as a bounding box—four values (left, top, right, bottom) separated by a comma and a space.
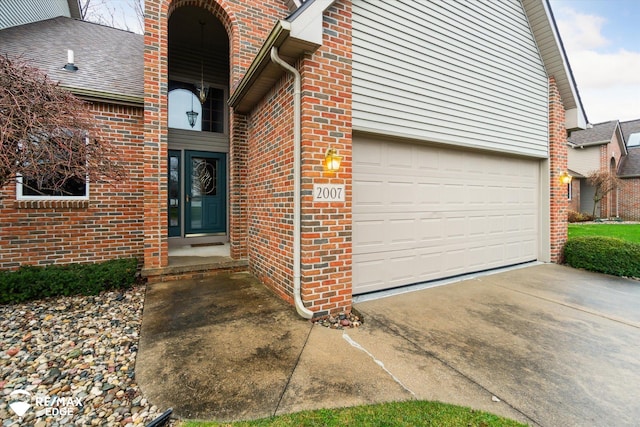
270, 46, 313, 319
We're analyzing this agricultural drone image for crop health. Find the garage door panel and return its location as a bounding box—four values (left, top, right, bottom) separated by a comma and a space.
389, 181, 416, 205
354, 180, 385, 206
353, 137, 540, 294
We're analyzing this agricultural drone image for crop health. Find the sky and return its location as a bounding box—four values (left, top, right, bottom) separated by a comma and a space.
549, 0, 640, 124
83, 0, 143, 34
87, 0, 639, 124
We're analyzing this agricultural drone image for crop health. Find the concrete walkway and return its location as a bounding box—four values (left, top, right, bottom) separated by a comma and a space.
136, 265, 640, 426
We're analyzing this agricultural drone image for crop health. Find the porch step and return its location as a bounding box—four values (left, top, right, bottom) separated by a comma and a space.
142, 257, 248, 283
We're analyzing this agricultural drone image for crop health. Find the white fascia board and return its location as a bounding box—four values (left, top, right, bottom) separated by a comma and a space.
289, 0, 336, 46
539, 0, 587, 130
565, 107, 587, 131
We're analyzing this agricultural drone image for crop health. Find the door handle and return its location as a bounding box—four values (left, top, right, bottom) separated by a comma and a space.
186, 194, 190, 203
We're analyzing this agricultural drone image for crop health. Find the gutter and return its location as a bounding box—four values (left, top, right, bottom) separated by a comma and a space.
568, 140, 610, 149
270, 46, 313, 319
62, 85, 144, 107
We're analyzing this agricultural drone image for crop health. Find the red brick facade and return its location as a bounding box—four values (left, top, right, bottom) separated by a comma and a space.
548, 77, 569, 263
299, 0, 352, 314
0, 103, 145, 269
598, 135, 624, 218
1, 0, 573, 316
242, 0, 352, 314
619, 178, 640, 220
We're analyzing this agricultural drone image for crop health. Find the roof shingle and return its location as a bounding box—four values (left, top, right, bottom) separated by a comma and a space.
619, 147, 640, 177
567, 120, 618, 146
620, 119, 640, 142
0, 16, 143, 102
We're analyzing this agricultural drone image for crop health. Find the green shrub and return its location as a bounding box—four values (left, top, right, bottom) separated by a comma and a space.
0, 258, 139, 304
567, 210, 595, 223
564, 236, 640, 277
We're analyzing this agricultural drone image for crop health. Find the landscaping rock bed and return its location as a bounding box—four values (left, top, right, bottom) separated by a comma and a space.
314, 310, 363, 329
0, 287, 173, 426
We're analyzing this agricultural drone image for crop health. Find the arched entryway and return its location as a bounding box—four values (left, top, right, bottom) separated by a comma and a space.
167, 6, 230, 247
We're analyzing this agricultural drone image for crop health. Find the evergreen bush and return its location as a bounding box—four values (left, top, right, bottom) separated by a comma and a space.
0, 258, 139, 304
564, 237, 640, 278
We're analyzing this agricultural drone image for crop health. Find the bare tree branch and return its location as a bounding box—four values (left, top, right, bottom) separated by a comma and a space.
78, 0, 144, 34
587, 170, 622, 218
0, 55, 124, 194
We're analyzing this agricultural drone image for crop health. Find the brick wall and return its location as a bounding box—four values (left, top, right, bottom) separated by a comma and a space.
598, 131, 624, 218
548, 77, 569, 263
245, 0, 353, 315
619, 177, 640, 220
246, 75, 296, 304
0, 102, 145, 269
299, 0, 352, 315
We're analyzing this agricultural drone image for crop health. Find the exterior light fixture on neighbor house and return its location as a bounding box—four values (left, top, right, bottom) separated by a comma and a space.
559, 171, 572, 185
324, 148, 342, 172
63, 49, 78, 71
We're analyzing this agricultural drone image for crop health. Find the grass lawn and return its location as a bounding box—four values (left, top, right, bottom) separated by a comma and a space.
568, 223, 640, 244
178, 401, 527, 427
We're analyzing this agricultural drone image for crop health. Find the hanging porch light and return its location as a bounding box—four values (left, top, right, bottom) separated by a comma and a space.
196, 21, 209, 104
186, 87, 198, 128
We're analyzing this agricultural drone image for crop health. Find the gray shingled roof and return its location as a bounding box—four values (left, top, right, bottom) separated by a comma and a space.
620, 119, 640, 142
0, 16, 143, 103
567, 120, 618, 146
619, 146, 640, 177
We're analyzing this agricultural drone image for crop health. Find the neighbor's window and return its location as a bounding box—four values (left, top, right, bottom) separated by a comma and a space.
567, 183, 572, 200
168, 81, 225, 133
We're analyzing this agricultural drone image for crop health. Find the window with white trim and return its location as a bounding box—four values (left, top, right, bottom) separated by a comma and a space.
16, 136, 89, 200
17, 175, 88, 199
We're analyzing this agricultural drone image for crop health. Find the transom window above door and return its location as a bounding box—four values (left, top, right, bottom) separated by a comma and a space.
168, 81, 225, 133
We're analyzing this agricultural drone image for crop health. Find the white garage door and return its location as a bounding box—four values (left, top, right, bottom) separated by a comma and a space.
353, 136, 540, 295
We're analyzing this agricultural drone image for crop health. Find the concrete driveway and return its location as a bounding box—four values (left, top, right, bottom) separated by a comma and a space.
347, 263, 640, 426
137, 264, 640, 426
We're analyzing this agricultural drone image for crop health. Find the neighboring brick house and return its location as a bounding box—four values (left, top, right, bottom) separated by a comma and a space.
1, 0, 587, 317
567, 119, 640, 220
567, 120, 626, 217
619, 120, 640, 220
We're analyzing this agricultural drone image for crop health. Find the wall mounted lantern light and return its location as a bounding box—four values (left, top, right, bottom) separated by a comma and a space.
324, 148, 343, 172
559, 171, 572, 185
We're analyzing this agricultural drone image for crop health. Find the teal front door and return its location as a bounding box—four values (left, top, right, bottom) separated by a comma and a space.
168, 150, 226, 236
185, 151, 226, 234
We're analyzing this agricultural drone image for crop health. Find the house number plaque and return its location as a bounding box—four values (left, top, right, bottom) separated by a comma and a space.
313, 184, 345, 202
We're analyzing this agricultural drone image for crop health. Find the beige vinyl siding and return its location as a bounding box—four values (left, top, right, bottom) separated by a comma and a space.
352, 0, 549, 157
168, 129, 229, 152
169, 45, 229, 88
0, 0, 70, 29
568, 146, 600, 176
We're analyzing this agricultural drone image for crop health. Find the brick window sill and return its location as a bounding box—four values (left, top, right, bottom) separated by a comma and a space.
13, 200, 90, 209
